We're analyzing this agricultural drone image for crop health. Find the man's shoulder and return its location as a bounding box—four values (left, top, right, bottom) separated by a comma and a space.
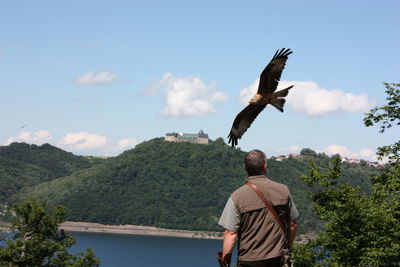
265, 178, 290, 193
231, 184, 250, 198
230, 176, 292, 202
249, 176, 290, 192
251, 176, 292, 200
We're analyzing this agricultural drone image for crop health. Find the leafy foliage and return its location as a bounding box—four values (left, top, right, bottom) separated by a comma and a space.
8, 139, 378, 234
364, 82, 400, 162
300, 148, 318, 157
297, 158, 400, 266
295, 82, 400, 266
0, 142, 103, 201
0, 199, 99, 266
364, 82, 400, 133
292, 241, 325, 267
11, 139, 246, 231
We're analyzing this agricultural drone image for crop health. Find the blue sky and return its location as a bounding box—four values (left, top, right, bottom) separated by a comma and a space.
1, 1, 399, 161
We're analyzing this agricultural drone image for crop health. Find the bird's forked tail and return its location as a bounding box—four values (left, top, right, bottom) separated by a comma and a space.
270, 85, 293, 112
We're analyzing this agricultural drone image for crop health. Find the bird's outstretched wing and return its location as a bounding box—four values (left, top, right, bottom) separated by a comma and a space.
257, 48, 292, 95
228, 103, 267, 147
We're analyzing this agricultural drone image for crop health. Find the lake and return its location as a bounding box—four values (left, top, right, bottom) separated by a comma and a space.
1, 230, 237, 266
69, 232, 237, 267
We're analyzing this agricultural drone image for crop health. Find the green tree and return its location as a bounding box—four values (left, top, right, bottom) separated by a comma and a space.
300, 148, 318, 157
362, 82, 400, 264
364, 82, 400, 163
293, 82, 400, 266
292, 240, 324, 267
0, 199, 99, 267
214, 137, 225, 143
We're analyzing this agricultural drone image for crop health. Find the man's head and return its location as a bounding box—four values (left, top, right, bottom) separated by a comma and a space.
244, 149, 267, 176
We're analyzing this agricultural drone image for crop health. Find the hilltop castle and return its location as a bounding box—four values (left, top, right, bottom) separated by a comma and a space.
164, 130, 209, 144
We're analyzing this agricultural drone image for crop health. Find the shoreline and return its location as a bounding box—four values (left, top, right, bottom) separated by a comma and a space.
1, 221, 223, 240
59, 221, 223, 240
1, 221, 314, 243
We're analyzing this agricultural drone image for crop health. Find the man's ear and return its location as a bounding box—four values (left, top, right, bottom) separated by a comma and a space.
263, 163, 267, 174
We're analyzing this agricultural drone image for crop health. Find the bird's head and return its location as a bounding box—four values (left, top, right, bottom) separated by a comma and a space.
249, 93, 263, 104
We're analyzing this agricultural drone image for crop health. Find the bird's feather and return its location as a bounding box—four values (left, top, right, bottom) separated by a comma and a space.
270, 98, 286, 112
272, 85, 293, 98
228, 104, 267, 147
258, 48, 292, 95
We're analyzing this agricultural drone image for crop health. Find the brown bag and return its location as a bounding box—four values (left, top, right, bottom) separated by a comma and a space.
246, 182, 293, 267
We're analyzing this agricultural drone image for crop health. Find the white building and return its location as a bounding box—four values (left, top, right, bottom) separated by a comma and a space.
164, 130, 209, 144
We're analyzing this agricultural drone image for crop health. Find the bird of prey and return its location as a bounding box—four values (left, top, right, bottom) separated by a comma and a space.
228, 48, 294, 147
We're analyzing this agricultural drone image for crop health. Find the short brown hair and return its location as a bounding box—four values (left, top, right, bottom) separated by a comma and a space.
244, 149, 267, 176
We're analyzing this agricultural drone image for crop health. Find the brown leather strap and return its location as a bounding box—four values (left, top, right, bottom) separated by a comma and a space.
246, 182, 286, 235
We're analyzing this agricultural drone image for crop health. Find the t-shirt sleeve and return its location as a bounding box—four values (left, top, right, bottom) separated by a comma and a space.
289, 196, 299, 221
218, 197, 240, 233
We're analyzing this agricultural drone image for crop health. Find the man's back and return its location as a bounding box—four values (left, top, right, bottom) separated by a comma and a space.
231, 175, 293, 261
218, 149, 298, 267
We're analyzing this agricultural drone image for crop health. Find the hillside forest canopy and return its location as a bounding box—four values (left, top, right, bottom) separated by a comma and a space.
0, 136, 381, 235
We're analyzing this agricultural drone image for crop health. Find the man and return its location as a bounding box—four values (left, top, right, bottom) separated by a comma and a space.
219, 149, 299, 267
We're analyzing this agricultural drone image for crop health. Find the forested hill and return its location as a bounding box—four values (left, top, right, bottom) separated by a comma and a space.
8, 138, 380, 233
0, 142, 103, 201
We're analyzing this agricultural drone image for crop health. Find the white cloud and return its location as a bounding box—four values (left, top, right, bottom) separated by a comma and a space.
358, 148, 375, 159
324, 145, 353, 157
152, 73, 228, 117
282, 81, 374, 116
114, 138, 140, 153
6, 130, 52, 145
6, 137, 15, 144
58, 132, 107, 150
323, 145, 378, 162
75, 70, 117, 85
211, 91, 229, 103
276, 144, 380, 162
239, 79, 375, 116
276, 145, 301, 155
3, 130, 141, 157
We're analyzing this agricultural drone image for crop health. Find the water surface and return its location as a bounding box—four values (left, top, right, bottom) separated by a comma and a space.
69, 231, 233, 267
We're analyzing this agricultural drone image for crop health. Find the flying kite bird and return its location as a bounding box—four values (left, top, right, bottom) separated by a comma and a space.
228, 48, 294, 147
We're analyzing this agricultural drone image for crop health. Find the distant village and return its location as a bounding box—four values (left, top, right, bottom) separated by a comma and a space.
164, 130, 383, 167
274, 154, 383, 167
